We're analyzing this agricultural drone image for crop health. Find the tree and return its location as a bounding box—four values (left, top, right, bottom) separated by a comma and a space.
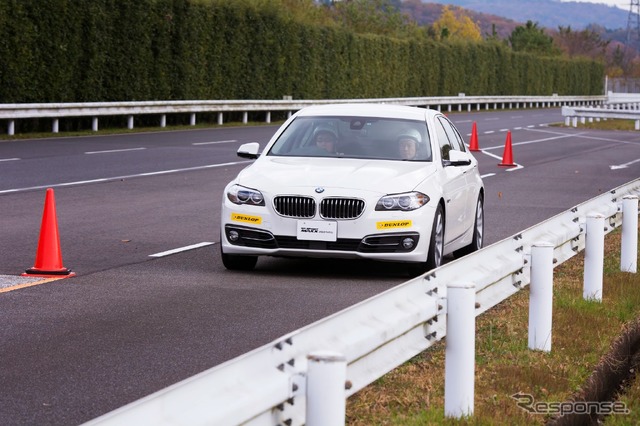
432, 5, 481, 42
331, 0, 410, 37
509, 21, 559, 56
554, 26, 608, 60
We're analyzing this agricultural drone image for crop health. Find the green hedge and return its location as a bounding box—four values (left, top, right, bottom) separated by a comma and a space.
0, 0, 605, 103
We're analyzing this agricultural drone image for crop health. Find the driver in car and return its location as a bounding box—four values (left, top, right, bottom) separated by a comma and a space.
313, 125, 338, 154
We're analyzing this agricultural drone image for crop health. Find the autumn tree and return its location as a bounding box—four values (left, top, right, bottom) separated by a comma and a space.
432, 5, 482, 42
554, 26, 609, 60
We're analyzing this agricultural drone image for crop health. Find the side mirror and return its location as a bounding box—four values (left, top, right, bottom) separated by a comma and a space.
237, 142, 260, 159
444, 150, 472, 167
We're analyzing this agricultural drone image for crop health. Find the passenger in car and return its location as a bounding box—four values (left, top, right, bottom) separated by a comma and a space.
397, 128, 422, 160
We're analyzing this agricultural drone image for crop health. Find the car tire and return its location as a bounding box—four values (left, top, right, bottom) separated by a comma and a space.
220, 241, 258, 271
407, 203, 444, 276
426, 203, 445, 270
454, 194, 484, 258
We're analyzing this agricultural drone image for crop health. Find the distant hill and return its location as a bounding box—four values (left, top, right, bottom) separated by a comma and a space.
421, 0, 629, 30
401, 1, 520, 39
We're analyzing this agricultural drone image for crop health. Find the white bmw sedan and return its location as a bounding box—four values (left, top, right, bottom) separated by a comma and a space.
220, 103, 484, 274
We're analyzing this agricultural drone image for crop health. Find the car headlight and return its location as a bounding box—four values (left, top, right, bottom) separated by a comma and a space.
227, 185, 265, 206
375, 192, 429, 211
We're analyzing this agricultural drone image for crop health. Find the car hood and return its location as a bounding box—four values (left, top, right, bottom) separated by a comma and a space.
235, 156, 438, 195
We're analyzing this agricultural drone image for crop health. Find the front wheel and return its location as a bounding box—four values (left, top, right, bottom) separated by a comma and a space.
220, 242, 258, 271
454, 194, 484, 258
407, 203, 445, 276
426, 203, 445, 270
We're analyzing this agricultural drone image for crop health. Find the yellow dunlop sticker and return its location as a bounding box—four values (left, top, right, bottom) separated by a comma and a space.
231, 213, 262, 224
376, 220, 412, 230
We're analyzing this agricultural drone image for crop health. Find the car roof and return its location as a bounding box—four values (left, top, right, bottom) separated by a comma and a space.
295, 103, 436, 121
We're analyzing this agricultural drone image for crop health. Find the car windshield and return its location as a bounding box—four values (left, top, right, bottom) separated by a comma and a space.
267, 115, 432, 161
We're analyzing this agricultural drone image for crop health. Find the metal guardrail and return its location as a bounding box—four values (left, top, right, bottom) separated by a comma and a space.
607, 91, 640, 104
562, 104, 640, 130
1, 94, 605, 135
83, 178, 640, 426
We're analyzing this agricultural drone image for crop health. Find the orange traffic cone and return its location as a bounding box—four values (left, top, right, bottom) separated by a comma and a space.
498, 131, 516, 167
22, 188, 75, 277
469, 121, 480, 151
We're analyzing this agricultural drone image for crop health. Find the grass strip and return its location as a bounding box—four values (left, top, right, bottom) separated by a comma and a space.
346, 225, 640, 425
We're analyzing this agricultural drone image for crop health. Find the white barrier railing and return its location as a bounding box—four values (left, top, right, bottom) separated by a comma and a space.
562, 105, 640, 130
82, 178, 640, 426
607, 91, 640, 105
1, 94, 604, 136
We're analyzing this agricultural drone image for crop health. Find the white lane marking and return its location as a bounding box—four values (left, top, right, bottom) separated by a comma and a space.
500, 129, 510, 132
484, 131, 495, 134
0, 158, 20, 162
59, 179, 108, 186
0, 160, 252, 195
481, 133, 575, 151
192, 140, 238, 146
611, 158, 640, 170
480, 173, 496, 178
477, 149, 524, 171
139, 170, 181, 176
454, 120, 473, 124
479, 149, 503, 161
149, 242, 215, 258
85, 147, 146, 155
514, 127, 523, 130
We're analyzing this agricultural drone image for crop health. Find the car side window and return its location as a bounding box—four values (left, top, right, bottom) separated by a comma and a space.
434, 119, 452, 161
438, 117, 467, 152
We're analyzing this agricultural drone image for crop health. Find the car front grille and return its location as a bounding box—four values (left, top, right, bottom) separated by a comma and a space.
320, 198, 365, 219
273, 196, 316, 218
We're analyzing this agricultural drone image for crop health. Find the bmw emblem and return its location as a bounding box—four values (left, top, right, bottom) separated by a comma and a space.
315, 187, 325, 193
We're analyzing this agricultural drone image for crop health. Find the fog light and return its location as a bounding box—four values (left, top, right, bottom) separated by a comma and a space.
402, 237, 415, 250
228, 230, 240, 242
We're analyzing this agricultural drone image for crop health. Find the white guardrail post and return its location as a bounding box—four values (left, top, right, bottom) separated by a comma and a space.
528, 242, 554, 352
584, 214, 605, 301
621, 195, 639, 273
444, 282, 476, 418
306, 351, 347, 426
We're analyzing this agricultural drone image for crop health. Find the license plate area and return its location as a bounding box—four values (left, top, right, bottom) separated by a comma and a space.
296, 220, 337, 242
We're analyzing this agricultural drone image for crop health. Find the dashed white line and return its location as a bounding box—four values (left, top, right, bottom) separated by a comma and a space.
0, 158, 20, 162
59, 179, 108, 186
149, 242, 215, 258
192, 140, 238, 146
85, 147, 146, 155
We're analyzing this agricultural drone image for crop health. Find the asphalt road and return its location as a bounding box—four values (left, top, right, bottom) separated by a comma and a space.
0, 108, 638, 425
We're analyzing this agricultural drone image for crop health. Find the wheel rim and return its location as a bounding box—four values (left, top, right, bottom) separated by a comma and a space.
434, 210, 444, 266
475, 199, 484, 249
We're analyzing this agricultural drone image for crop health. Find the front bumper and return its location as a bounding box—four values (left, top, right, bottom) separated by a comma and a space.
224, 224, 421, 254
